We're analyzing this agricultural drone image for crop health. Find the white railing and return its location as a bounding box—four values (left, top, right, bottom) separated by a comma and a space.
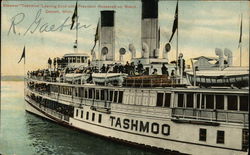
111, 103, 171, 119
171, 107, 248, 126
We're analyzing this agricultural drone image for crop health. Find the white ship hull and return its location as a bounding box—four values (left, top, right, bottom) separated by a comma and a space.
25, 93, 248, 155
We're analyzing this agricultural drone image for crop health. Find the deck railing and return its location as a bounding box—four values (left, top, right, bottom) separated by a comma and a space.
26, 96, 70, 122
171, 107, 249, 126
123, 75, 184, 87
29, 76, 57, 82
27, 88, 112, 110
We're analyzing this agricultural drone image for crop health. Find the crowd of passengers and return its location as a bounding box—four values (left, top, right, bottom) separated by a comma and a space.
29, 93, 74, 117
27, 57, 186, 80
28, 82, 50, 93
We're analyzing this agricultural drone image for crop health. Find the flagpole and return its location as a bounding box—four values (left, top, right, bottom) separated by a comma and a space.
240, 13, 242, 67
98, 17, 101, 60
176, 0, 179, 62
23, 47, 26, 97
76, 1, 78, 53
240, 40, 242, 66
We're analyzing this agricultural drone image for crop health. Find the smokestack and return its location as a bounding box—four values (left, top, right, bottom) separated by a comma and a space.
129, 43, 136, 59
141, 0, 159, 58
100, 11, 115, 61
215, 48, 224, 69
224, 48, 233, 66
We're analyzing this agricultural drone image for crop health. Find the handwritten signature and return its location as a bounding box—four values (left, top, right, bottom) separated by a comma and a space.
8, 9, 91, 36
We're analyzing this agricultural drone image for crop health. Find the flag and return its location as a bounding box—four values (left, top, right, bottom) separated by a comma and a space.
95, 20, 100, 42
70, 2, 78, 30
18, 46, 25, 64
91, 20, 100, 51
238, 14, 242, 48
169, 0, 178, 43
158, 27, 160, 48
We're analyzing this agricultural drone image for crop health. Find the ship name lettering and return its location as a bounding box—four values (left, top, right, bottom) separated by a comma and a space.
110, 116, 170, 136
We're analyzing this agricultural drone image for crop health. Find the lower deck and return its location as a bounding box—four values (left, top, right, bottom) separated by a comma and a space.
25, 91, 249, 155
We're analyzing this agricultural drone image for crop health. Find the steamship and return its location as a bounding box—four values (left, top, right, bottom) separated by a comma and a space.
24, 1, 249, 155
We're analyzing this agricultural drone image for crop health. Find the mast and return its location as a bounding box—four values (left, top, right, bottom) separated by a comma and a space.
75, 1, 78, 53
239, 13, 242, 66
176, 2, 179, 62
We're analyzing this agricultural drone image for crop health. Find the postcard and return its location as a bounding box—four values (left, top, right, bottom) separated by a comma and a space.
1, 0, 249, 155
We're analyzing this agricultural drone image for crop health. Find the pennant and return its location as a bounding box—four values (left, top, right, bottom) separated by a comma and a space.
70, 2, 78, 30
169, 0, 178, 43
238, 14, 242, 48
18, 46, 25, 64
95, 20, 100, 42
91, 20, 100, 51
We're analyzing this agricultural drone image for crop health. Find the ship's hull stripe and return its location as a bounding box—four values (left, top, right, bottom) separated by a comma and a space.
25, 99, 245, 153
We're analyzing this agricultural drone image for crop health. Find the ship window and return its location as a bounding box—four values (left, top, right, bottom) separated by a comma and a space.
199, 128, 206, 141
217, 130, 225, 144
92, 113, 95, 121
242, 129, 249, 151
240, 96, 248, 111
98, 114, 102, 123
109, 91, 113, 101
84, 89, 88, 98
156, 93, 164, 107
197, 94, 205, 109
81, 57, 84, 63
79, 88, 84, 97
118, 91, 123, 103
73, 57, 76, 63
96, 90, 100, 100
70, 88, 72, 95
187, 93, 194, 108
178, 94, 184, 107
101, 90, 105, 100
69, 57, 72, 63
77, 57, 80, 63
76, 109, 78, 117
75, 88, 78, 97
164, 93, 171, 107
216, 95, 224, 110
114, 91, 118, 103
81, 110, 83, 118
86, 112, 89, 120
227, 95, 237, 110
89, 89, 93, 99
206, 95, 214, 109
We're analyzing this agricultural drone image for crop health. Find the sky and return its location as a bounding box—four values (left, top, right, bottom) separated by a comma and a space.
1, 0, 249, 76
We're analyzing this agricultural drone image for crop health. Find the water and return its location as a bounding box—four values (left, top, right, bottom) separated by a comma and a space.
0, 81, 158, 155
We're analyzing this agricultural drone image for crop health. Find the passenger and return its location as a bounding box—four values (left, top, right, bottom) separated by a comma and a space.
171, 70, 175, 76
124, 62, 130, 74
101, 64, 106, 73
144, 68, 149, 75
118, 64, 124, 73
88, 60, 91, 66
56, 58, 61, 69
195, 66, 199, 71
48, 58, 52, 68
53, 58, 57, 69
113, 63, 118, 73
130, 62, 135, 75
152, 69, 158, 75
137, 60, 143, 74
177, 56, 186, 75
106, 65, 110, 73
161, 64, 169, 75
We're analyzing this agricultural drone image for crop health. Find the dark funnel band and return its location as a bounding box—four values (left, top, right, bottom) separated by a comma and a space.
142, 0, 158, 19
101, 11, 115, 27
